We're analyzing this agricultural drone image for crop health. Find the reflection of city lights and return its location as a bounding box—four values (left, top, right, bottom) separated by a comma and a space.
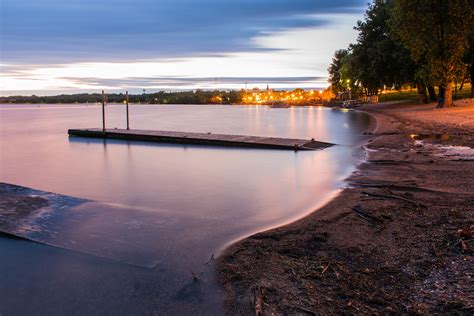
242, 88, 331, 105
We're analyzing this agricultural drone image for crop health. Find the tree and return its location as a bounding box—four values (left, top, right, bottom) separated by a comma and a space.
390, 0, 474, 107
465, 31, 474, 98
328, 49, 350, 94
349, 0, 416, 96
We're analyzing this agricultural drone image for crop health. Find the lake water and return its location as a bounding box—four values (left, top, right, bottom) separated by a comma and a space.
0, 104, 371, 315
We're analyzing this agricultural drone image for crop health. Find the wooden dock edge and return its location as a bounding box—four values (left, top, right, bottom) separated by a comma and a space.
68, 129, 334, 151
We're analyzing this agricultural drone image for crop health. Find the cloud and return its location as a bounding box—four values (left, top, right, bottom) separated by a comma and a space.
1, 1, 367, 94
1, 0, 366, 64
58, 76, 326, 88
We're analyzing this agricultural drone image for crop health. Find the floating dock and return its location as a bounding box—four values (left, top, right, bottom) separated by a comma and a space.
68, 128, 333, 151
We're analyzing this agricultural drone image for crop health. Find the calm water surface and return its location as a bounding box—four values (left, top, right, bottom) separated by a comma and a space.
0, 104, 370, 315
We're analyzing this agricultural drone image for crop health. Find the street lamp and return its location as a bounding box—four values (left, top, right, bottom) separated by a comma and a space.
347, 79, 352, 100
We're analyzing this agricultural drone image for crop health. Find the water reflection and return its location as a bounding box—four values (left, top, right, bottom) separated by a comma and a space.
0, 104, 371, 314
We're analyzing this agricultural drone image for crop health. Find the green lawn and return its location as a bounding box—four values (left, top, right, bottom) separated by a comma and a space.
379, 83, 472, 102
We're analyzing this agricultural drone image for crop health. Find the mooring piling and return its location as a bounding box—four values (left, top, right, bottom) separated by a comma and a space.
126, 91, 130, 130
101, 90, 106, 131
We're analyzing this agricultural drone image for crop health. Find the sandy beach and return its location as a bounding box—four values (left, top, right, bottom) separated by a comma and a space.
218, 100, 474, 314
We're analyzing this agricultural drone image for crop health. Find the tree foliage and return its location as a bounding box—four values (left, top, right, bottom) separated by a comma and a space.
328, 0, 416, 97
329, 0, 474, 107
0, 90, 245, 105
390, 0, 474, 106
328, 49, 350, 94
350, 0, 415, 95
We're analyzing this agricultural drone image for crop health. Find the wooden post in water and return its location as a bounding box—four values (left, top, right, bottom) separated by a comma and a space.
126, 91, 130, 130
102, 90, 106, 131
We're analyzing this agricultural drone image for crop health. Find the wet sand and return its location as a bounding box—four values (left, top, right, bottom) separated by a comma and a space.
218, 100, 474, 314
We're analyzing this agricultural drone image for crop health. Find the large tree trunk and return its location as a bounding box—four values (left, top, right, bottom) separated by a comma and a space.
470, 64, 474, 98
437, 82, 454, 108
417, 84, 428, 104
459, 78, 466, 91
427, 85, 437, 101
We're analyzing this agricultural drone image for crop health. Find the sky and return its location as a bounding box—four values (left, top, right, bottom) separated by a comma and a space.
0, 0, 367, 96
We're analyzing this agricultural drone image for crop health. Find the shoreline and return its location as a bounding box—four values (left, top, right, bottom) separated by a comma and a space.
216, 115, 377, 257
1, 101, 473, 313
217, 100, 474, 314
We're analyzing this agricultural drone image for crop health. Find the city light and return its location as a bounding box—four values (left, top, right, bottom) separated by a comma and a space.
241, 87, 333, 106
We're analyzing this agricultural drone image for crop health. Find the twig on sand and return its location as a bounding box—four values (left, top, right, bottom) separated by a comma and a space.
205, 253, 215, 265
191, 270, 203, 281
432, 244, 444, 257
321, 263, 331, 274
294, 306, 316, 315
460, 240, 468, 252
347, 300, 360, 311
318, 260, 341, 279
361, 191, 427, 208
255, 285, 265, 316
460, 239, 471, 252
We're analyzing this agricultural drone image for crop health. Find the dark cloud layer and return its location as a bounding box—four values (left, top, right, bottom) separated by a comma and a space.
1, 0, 366, 64
59, 76, 326, 88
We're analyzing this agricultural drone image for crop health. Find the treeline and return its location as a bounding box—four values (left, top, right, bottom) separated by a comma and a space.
0, 90, 244, 105
328, 0, 474, 107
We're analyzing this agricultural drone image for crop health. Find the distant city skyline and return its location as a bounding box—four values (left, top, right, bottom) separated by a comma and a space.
0, 0, 366, 96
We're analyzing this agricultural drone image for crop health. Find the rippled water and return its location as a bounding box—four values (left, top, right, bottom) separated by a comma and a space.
0, 104, 371, 315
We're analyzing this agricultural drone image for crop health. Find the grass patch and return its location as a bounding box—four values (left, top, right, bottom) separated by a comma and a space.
379, 83, 472, 103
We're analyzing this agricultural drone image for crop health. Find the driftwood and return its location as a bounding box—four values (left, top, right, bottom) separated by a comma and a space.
354, 182, 447, 194
352, 205, 383, 225
361, 191, 427, 208
368, 159, 411, 165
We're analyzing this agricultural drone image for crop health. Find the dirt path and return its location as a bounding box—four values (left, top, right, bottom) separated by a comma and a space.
218, 100, 474, 314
